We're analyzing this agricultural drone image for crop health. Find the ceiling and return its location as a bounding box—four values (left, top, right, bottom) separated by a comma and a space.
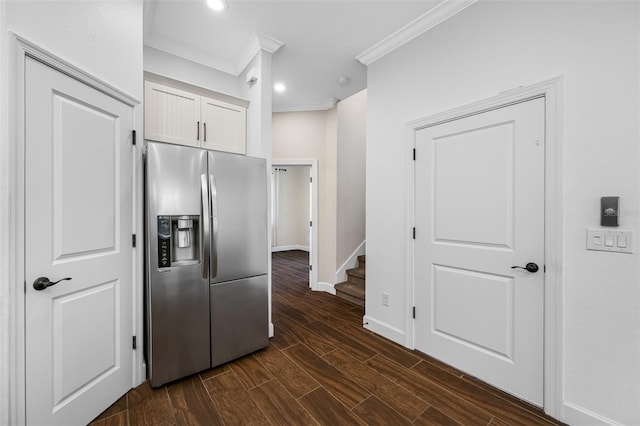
144, 0, 443, 112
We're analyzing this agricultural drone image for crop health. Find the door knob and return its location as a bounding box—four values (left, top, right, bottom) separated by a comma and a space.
511, 263, 539, 273
33, 276, 72, 291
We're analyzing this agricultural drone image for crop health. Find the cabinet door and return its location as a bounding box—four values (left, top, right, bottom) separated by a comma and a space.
200, 97, 246, 154
145, 81, 201, 147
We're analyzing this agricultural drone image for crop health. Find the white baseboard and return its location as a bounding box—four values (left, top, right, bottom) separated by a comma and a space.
313, 281, 336, 295
563, 401, 623, 426
362, 315, 405, 346
268, 322, 274, 338
335, 240, 366, 283
271, 245, 309, 252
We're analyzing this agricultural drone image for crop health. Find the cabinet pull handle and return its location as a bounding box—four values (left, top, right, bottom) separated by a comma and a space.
204, 122, 207, 142
197, 121, 200, 140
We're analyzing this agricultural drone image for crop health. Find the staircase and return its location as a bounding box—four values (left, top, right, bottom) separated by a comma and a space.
335, 255, 365, 307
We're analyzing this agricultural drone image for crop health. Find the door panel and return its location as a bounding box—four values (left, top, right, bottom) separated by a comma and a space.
414, 98, 544, 406
144, 81, 200, 147
201, 97, 246, 154
53, 92, 119, 259
145, 142, 210, 387
210, 275, 268, 367
432, 122, 514, 247
25, 57, 133, 425
209, 151, 267, 283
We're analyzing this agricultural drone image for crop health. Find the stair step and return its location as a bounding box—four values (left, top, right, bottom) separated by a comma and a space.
335, 281, 364, 307
357, 255, 366, 265
347, 275, 365, 286
346, 267, 365, 279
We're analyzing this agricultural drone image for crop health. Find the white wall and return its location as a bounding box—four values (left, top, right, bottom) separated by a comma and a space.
144, 45, 241, 98
273, 166, 310, 249
273, 109, 338, 285
366, 1, 639, 424
1, 1, 144, 424
336, 89, 367, 267
7, 0, 143, 99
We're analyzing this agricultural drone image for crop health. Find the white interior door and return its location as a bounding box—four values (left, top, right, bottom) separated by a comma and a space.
414, 97, 545, 405
25, 57, 133, 425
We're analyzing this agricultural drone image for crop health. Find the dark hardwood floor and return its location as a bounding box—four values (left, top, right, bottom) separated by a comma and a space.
91, 250, 563, 426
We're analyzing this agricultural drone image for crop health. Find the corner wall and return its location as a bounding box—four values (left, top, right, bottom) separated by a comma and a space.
273, 109, 338, 285
365, 1, 639, 424
337, 89, 367, 270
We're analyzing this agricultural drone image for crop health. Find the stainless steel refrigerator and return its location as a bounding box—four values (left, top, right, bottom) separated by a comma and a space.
145, 141, 268, 387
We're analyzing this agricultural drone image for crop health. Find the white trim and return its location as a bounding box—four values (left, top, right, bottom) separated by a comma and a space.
335, 240, 366, 284
405, 76, 564, 420
272, 160, 319, 292
7, 34, 142, 425
145, 31, 283, 78
236, 32, 284, 77
356, 0, 478, 66
271, 245, 309, 253
273, 97, 336, 113
363, 315, 405, 346
314, 282, 336, 295
562, 401, 623, 426
18, 36, 140, 106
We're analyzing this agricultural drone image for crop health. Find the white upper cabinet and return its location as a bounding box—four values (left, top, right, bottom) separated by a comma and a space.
144, 80, 247, 154
200, 97, 247, 154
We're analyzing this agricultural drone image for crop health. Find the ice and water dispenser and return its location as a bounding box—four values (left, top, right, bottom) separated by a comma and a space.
157, 215, 200, 268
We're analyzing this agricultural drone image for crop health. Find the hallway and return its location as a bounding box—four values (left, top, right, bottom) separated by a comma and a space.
91, 250, 562, 425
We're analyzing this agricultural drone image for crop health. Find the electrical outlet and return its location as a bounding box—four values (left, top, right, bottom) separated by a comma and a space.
382, 292, 390, 306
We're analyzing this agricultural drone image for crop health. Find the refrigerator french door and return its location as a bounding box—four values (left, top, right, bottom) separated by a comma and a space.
145, 142, 268, 387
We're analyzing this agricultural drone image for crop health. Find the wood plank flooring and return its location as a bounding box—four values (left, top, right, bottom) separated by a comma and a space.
91, 250, 564, 426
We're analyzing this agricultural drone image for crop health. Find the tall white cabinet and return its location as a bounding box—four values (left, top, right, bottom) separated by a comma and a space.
144, 80, 247, 154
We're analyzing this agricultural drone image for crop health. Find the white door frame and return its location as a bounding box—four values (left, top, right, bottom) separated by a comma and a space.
271, 159, 319, 291
1, 35, 143, 425
405, 77, 563, 418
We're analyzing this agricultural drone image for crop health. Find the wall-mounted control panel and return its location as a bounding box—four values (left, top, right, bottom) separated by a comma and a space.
600, 196, 620, 227
587, 228, 633, 253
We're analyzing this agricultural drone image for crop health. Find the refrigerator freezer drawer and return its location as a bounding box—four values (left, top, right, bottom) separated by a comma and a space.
210, 275, 268, 367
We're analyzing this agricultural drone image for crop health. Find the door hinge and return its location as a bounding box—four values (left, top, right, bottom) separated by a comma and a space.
413, 306, 416, 319
132, 234, 137, 247
310, 220, 312, 227
132, 130, 136, 146
310, 177, 313, 183
309, 265, 313, 271
544, 264, 546, 273
24, 280, 26, 294
413, 148, 416, 161
412, 227, 416, 239
132, 336, 137, 350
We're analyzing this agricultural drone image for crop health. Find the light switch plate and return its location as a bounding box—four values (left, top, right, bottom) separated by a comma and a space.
587, 228, 633, 253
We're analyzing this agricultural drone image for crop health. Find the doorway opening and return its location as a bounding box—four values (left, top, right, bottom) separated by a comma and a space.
271, 160, 318, 290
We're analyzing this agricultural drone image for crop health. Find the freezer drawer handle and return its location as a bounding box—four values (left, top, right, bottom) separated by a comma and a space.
33, 276, 71, 291
201, 174, 210, 279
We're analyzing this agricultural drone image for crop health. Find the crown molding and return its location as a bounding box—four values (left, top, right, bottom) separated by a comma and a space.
273, 97, 336, 113
356, 0, 478, 66
144, 36, 238, 75
236, 31, 284, 75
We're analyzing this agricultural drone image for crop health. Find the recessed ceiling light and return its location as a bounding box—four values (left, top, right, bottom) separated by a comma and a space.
206, 0, 227, 12
274, 83, 286, 93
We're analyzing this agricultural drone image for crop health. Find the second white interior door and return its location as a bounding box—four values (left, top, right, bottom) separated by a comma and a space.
414, 97, 545, 406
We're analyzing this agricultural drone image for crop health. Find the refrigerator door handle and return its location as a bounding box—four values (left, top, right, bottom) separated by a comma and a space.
210, 174, 219, 279
201, 174, 210, 279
